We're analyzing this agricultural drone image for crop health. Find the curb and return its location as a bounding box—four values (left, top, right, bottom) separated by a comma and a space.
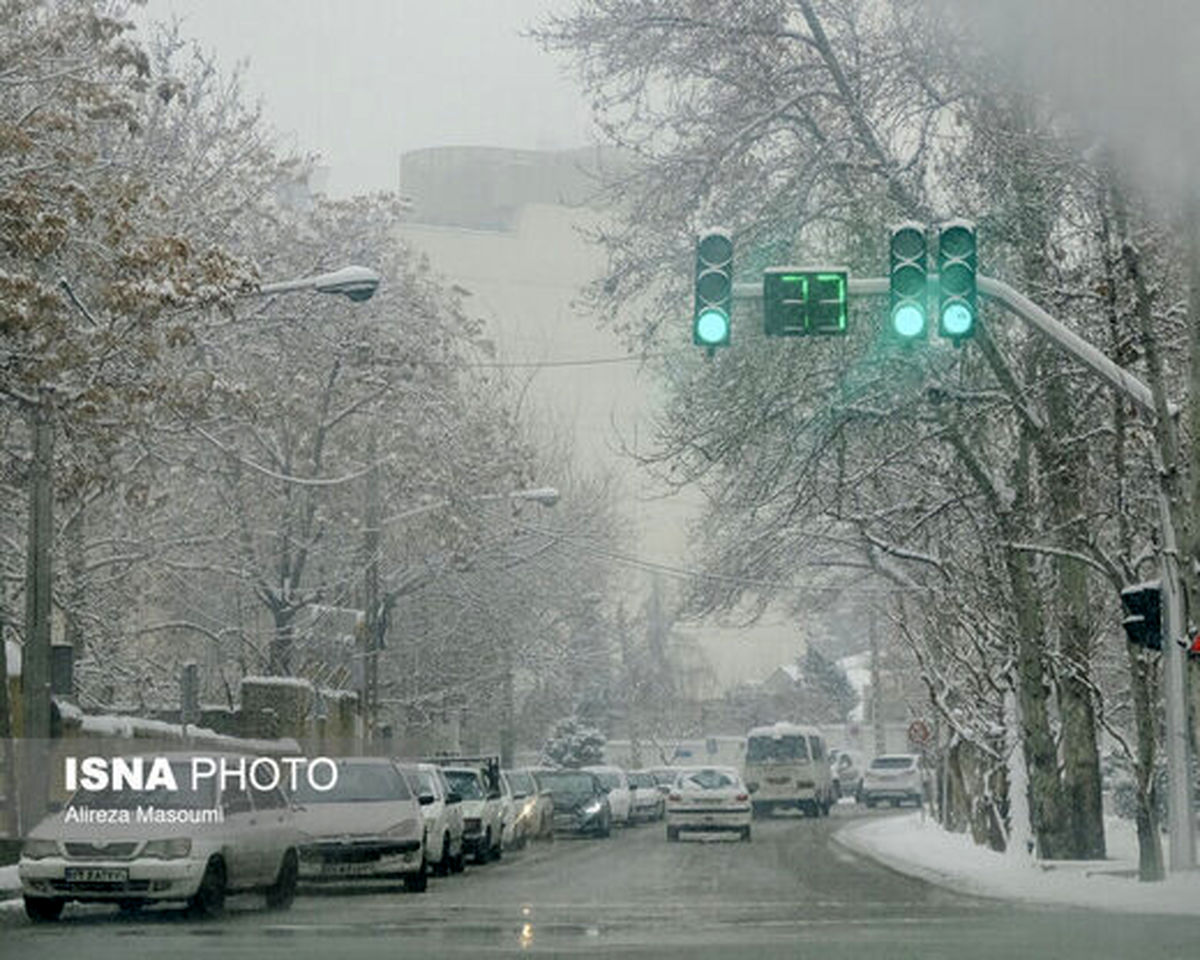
830, 818, 988, 899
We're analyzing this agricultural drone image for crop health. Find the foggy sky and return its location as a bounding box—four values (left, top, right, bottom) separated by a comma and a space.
951, 0, 1200, 202
147, 0, 593, 198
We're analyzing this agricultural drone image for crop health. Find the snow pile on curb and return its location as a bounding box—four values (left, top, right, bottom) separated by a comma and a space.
834, 812, 1200, 916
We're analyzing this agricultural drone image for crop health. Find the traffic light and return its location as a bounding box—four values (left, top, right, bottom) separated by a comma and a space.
763, 269, 848, 336
1120, 582, 1162, 650
889, 222, 928, 340
694, 228, 733, 348
938, 220, 977, 340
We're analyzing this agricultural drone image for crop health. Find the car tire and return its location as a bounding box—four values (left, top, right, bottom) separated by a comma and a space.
265, 849, 298, 911
406, 858, 428, 893
476, 829, 492, 864
740, 825, 752, 842
865, 797, 876, 809
451, 844, 466, 874
24, 896, 64, 923
598, 814, 611, 839
188, 857, 226, 918
666, 826, 679, 842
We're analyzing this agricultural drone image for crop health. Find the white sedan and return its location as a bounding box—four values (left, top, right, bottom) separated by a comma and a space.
665, 767, 752, 842
291, 758, 427, 891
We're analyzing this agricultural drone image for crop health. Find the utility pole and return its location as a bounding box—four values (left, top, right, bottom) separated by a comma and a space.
22, 392, 53, 743
869, 606, 885, 756
363, 426, 381, 744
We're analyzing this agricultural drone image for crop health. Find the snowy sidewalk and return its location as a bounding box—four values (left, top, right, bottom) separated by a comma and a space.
834, 812, 1200, 916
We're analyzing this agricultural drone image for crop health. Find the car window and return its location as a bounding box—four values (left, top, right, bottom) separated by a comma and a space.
747, 735, 810, 762
251, 781, 287, 810
592, 770, 620, 790
411, 769, 440, 798
293, 761, 411, 803
222, 781, 252, 815
871, 756, 918, 770
536, 771, 596, 795
442, 769, 485, 799
680, 769, 737, 790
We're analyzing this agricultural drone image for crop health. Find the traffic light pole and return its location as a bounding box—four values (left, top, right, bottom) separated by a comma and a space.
733, 271, 1197, 871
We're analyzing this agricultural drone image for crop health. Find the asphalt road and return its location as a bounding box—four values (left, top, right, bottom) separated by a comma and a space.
4, 806, 1199, 959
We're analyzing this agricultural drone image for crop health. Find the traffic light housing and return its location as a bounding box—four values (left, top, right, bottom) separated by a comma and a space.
889, 222, 928, 340
938, 220, 977, 340
694, 228, 733, 348
1120, 582, 1162, 650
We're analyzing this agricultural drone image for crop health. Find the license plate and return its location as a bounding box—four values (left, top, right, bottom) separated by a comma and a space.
321, 861, 379, 876
65, 867, 128, 882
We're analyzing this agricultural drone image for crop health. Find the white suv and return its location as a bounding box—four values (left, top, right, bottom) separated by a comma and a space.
19, 754, 300, 921
861, 754, 925, 808
401, 763, 465, 875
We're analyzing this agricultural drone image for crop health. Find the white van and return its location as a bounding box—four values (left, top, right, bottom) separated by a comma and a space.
742, 722, 834, 817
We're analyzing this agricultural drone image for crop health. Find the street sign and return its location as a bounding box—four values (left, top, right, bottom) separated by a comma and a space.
763, 267, 849, 336
907, 719, 931, 746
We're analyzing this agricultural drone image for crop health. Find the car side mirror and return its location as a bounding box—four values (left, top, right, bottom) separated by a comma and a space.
418, 794, 435, 806
488, 789, 501, 801
445, 792, 461, 805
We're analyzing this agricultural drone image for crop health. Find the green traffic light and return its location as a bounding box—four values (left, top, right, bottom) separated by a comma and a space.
891, 304, 925, 339
941, 302, 973, 337
695, 308, 730, 345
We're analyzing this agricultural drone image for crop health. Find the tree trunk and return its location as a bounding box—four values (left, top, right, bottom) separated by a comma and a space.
1045, 375, 1106, 859
268, 606, 295, 676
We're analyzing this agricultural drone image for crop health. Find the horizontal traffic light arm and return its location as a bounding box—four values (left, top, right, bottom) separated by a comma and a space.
735, 274, 1156, 415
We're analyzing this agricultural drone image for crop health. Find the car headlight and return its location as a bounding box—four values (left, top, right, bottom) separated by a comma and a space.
142, 838, 192, 860
386, 819, 418, 838
582, 800, 602, 816
21, 839, 58, 860
517, 799, 537, 821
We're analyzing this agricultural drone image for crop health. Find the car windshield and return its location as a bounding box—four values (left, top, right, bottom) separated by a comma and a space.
536, 772, 595, 796
747, 735, 810, 763
871, 757, 918, 770
293, 762, 411, 804
410, 769, 438, 797
506, 771, 534, 796
591, 771, 620, 790
442, 770, 485, 800
67, 761, 214, 811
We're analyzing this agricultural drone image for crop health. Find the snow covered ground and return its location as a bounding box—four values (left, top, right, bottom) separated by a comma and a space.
835, 812, 1200, 915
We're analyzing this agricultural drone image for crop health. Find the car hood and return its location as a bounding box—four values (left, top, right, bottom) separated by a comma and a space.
552, 794, 601, 813
293, 800, 419, 839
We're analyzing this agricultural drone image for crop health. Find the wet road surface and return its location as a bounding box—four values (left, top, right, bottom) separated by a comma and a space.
4, 806, 1198, 958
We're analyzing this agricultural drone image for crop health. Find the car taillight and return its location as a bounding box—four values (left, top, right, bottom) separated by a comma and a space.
735, 793, 749, 802
668, 793, 681, 802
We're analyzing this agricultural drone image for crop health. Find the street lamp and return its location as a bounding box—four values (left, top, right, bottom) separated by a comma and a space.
260, 265, 381, 302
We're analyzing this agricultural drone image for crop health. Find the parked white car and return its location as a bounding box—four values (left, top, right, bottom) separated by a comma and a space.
291, 757, 426, 891
19, 754, 300, 921
583, 765, 632, 825
665, 766, 752, 842
627, 770, 666, 822
861, 754, 925, 808
441, 766, 503, 863
400, 762, 465, 875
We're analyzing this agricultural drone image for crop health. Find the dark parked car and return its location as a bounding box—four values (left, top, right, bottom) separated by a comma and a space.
532, 769, 612, 837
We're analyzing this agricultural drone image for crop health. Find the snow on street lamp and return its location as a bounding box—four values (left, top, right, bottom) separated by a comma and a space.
259, 264, 381, 302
